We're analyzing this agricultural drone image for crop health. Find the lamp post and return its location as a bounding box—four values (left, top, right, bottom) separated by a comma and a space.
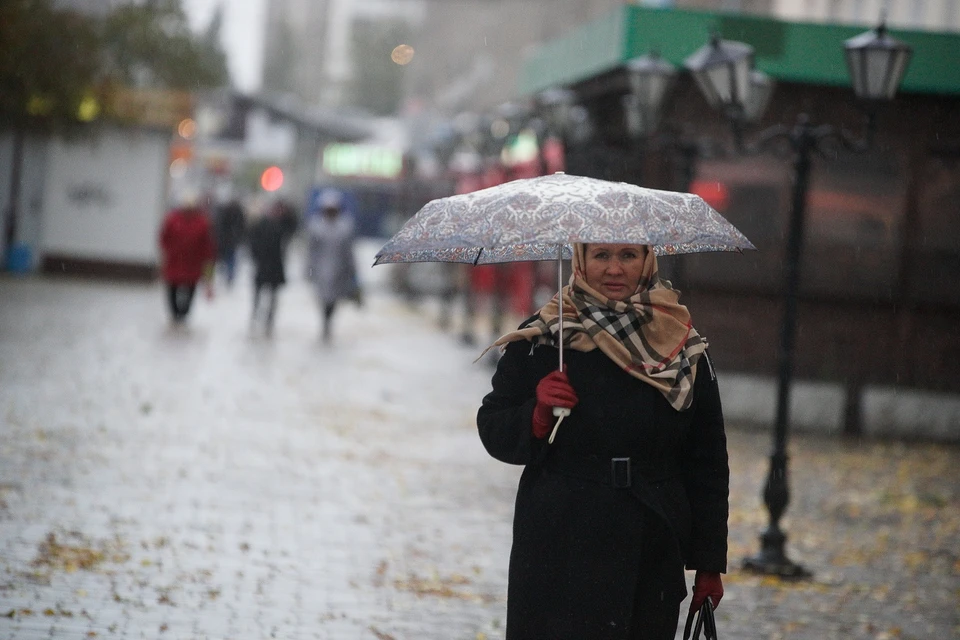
534, 87, 576, 176
524, 88, 595, 316
622, 52, 681, 188
684, 23, 912, 577
621, 51, 770, 287
445, 99, 581, 348
485, 102, 533, 347
621, 52, 696, 285
446, 111, 487, 346
624, 50, 773, 188
684, 35, 755, 149
534, 87, 593, 176
623, 52, 677, 142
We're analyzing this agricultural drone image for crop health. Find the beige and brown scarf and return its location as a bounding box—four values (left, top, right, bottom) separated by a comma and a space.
489, 243, 707, 411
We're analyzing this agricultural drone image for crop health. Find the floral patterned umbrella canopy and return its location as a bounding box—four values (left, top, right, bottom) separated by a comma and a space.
374, 172, 755, 394
373, 172, 755, 266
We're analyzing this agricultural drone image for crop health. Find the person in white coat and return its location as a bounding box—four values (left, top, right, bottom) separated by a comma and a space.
306, 190, 359, 343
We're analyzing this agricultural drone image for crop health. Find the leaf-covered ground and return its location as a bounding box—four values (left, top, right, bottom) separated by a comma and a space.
720, 430, 959, 639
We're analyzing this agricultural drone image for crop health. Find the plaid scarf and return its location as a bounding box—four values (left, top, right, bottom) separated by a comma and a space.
490, 244, 707, 411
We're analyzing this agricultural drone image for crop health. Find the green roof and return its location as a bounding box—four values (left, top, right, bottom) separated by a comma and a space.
518, 6, 960, 97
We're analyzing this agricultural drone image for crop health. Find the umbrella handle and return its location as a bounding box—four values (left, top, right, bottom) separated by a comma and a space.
548, 407, 571, 444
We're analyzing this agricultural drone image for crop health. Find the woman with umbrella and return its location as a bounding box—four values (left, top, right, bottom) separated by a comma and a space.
375, 172, 750, 638
477, 242, 728, 639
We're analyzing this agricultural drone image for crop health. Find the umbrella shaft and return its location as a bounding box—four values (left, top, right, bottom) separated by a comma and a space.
558, 244, 564, 372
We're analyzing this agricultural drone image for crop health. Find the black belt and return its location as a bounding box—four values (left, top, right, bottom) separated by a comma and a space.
543, 455, 679, 489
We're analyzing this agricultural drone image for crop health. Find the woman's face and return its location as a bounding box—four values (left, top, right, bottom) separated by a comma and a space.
582, 244, 646, 301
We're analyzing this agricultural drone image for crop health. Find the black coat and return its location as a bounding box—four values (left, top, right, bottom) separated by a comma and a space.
214, 202, 246, 254
248, 216, 288, 286
477, 328, 729, 640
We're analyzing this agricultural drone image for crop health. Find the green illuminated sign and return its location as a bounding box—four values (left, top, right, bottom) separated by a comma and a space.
322, 144, 403, 179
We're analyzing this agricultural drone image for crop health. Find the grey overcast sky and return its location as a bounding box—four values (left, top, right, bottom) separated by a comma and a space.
182, 0, 267, 92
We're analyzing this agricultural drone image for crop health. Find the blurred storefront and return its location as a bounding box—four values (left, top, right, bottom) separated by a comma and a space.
185, 90, 372, 218
0, 88, 193, 279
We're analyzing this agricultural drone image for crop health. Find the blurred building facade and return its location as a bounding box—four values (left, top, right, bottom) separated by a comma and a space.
0, 92, 191, 279
182, 90, 370, 215
262, 0, 424, 112
772, 0, 960, 31
512, 5, 960, 436
667, 1, 959, 32
403, 0, 619, 115
403, 0, 959, 121
255, 0, 960, 173
52, 0, 143, 14
259, 0, 637, 116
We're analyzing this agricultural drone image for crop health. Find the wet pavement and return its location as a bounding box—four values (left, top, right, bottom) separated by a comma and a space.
1, 243, 958, 640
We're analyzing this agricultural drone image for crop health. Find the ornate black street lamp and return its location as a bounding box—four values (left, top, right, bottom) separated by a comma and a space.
684, 35, 755, 148
442, 111, 488, 345
623, 52, 677, 140
492, 101, 530, 152
621, 50, 771, 286
484, 101, 535, 346
684, 35, 776, 149
532, 87, 574, 176
444, 96, 590, 349
623, 50, 773, 186
524, 88, 594, 315
845, 23, 914, 104
539, 21, 913, 576
535, 87, 576, 130
534, 87, 592, 175
684, 22, 912, 577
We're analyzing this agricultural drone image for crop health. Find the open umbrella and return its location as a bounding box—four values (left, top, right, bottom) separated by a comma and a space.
375, 171, 754, 360
374, 172, 755, 439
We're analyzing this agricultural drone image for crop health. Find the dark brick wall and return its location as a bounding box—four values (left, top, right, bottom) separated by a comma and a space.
680, 288, 960, 393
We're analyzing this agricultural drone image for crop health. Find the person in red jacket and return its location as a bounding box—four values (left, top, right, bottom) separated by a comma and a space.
159, 193, 216, 323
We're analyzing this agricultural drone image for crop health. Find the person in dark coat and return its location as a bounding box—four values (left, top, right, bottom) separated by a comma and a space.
248, 200, 291, 336
276, 198, 300, 241
159, 194, 216, 324
477, 243, 728, 640
213, 199, 246, 287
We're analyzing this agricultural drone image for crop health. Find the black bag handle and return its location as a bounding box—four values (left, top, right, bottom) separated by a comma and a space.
682, 597, 718, 640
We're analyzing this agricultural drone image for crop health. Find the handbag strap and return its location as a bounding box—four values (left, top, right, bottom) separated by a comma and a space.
682, 598, 718, 640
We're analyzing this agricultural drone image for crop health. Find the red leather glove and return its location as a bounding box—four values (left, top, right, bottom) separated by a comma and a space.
689, 571, 723, 614
532, 368, 578, 439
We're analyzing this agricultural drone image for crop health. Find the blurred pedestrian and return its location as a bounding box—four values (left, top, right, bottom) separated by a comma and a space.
276, 198, 300, 242
213, 198, 246, 287
248, 200, 292, 336
477, 243, 729, 640
159, 191, 216, 324
306, 190, 359, 343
